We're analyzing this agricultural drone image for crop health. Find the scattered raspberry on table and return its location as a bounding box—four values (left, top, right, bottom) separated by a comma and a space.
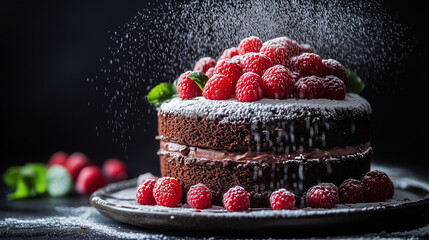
75, 166, 106, 194
187, 183, 213, 209
153, 177, 183, 207
361, 170, 394, 202
136, 179, 157, 205
223, 186, 250, 212
306, 183, 339, 209
339, 178, 364, 204
270, 188, 296, 210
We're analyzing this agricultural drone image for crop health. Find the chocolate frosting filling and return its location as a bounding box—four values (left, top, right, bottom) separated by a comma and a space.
159, 141, 371, 163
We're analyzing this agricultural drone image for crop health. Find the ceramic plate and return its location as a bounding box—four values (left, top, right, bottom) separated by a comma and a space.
91, 166, 429, 236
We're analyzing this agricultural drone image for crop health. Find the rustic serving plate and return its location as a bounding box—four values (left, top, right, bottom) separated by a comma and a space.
91, 166, 429, 236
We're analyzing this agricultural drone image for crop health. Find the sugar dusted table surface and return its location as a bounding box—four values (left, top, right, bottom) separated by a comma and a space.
1, 165, 429, 239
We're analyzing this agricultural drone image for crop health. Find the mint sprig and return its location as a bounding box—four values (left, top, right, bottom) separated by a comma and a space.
147, 71, 209, 107
3, 163, 48, 200
146, 82, 177, 107
345, 69, 365, 94
187, 71, 209, 91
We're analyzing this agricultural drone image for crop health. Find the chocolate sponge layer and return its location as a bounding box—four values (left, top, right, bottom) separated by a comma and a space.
157, 111, 370, 152
159, 147, 371, 208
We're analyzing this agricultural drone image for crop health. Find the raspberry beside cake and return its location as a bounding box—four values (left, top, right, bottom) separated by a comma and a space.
148, 36, 371, 207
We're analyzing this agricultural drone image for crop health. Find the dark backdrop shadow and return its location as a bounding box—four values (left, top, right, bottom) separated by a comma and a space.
0, 0, 428, 178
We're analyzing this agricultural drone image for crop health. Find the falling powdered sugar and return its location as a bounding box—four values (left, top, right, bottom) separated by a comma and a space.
88, 0, 412, 151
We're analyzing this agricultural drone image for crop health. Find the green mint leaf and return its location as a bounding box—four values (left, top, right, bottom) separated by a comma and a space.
3, 163, 48, 200
8, 177, 33, 200
345, 68, 365, 94
23, 163, 47, 194
3, 166, 20, 189
146, 82, 176, 107
188, 71, 209, 91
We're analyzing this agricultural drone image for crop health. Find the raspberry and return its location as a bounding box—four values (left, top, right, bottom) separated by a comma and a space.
203, 74, 235, 100
295, 76, 325, 99
136, 178, 157, 205
187, 183, 212, 209
238, 36, 263, 55
205, 67, 215, 79
153, 177, 183, 207
235, 72, 264, 102
75, 166, 106, 194
223, 186, 250, 212
270, 188, 296, 210
322, 59, 348, 85
48, 151, 68, 167
65, 152, 93, 181
137, 172, 158, 186
361, 170, 394, 202
291, 71, 301, 81
102, 158, 128, 183
339, 178, 364, 203
193, 57, 217, 74
231, 55, 242, 64
306, 183, 339, 209
298, 43, 315, 55
241, 53, 272, 76
323, 75, 346, 100
291, 53, 324, 77
262, 65, 295, 99
176, 71, 202, 100
259, 41, 290, 66
218, 47, 240, 62
271, 37, 301, 57
213, 59, 243, 87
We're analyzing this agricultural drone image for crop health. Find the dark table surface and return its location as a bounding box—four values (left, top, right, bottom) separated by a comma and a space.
1, 194, 429, 239
1, 166, 429, 240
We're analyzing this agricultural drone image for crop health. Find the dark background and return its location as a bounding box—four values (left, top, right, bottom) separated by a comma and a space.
0, 0, 428, 179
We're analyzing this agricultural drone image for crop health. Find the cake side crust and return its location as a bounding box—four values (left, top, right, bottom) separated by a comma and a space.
159, 143, 372, 207
157, 94, 371, 151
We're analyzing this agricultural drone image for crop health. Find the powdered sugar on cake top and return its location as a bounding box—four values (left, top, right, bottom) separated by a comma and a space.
159, 93, 371, 122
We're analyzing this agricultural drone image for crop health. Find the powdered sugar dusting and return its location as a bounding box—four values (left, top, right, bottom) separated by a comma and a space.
0, 206, 167, 239
159, 93, 371, 122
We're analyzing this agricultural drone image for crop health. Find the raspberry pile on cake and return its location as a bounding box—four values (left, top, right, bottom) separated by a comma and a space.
153, 36, 371, 207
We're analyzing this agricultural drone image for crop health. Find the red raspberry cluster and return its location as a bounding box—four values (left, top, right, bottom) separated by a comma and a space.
136, 170, 394, 212
178, 36, 349, 102
48, 151, 128, 195
137, 177, 213, 209
306, 170, 395, 209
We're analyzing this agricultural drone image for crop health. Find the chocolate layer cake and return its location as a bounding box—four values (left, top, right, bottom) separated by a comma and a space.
157, 93, 371, 207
